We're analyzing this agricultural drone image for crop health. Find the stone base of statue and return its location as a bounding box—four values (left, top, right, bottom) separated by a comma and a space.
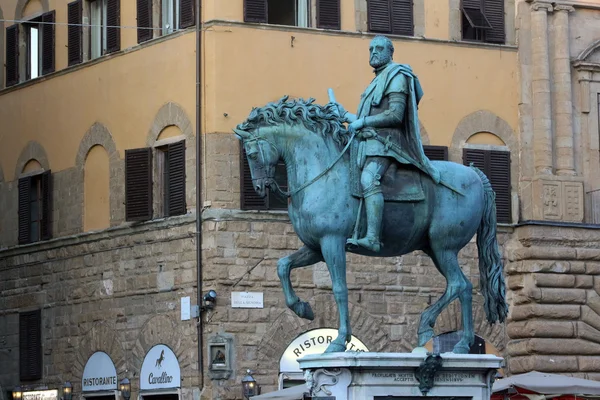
298, 351, 503, 400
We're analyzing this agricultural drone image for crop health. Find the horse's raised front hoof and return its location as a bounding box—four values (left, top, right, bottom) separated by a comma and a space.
324, 341, 347, 353
291, 300, 315, 321
417, 328, 435, 347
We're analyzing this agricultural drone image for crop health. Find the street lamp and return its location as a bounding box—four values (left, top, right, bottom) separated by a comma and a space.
241, 370, 260, 399
119, 378, 131, 400
12, 387, 22, 400
63, 382, 72, 400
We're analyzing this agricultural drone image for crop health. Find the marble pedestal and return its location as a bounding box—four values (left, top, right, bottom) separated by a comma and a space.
298, 352, 503, 400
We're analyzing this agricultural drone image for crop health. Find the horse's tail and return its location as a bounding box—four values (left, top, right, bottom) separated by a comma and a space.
472, 166, 508, 324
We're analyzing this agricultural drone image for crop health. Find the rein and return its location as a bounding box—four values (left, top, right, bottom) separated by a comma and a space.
247, 132, 356, 199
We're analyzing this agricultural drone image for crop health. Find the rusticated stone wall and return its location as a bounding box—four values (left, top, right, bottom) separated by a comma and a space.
0, 216, 200, 400
200, 209, 509, 397
505, 224, 600, 380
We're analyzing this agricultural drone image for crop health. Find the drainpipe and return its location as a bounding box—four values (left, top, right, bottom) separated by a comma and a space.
195, 0, 204, 388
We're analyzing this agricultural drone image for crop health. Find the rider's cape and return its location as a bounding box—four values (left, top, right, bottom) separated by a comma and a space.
356, 63, 440, 184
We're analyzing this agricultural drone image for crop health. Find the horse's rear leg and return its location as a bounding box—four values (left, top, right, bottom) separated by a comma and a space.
418, 248, 473, 353
277, 246, 323, 320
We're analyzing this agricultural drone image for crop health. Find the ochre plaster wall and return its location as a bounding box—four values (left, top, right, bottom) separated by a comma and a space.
84, 145, 110, 232
0, 33, 196, 181
425, 0, 451, 40
203, 26, 518, 147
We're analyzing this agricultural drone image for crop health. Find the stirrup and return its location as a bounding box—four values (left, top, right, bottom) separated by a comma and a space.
348, 236, 382, 252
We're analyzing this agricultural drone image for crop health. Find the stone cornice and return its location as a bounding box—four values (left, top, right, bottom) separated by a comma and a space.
554, 4, 575, 12
573, 60, 600, 73
528, 0, 554, 12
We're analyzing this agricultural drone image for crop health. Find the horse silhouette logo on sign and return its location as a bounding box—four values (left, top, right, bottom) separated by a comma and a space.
155, 349, 165, 368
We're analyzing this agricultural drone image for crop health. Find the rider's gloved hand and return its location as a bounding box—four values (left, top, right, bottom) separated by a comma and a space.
348, 118, 365, 134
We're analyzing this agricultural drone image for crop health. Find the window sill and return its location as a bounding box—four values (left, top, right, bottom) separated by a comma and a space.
0, 27, 195, 97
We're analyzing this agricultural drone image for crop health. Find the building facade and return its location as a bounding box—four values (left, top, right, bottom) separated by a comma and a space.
1, 0, 600, 399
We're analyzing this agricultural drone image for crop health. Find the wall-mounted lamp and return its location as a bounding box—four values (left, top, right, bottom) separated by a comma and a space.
202, 290, 217, 311
241, 370, 260, 399
119, 378, 131, 400
12, 386, 22, 400
62, 382, 72, 400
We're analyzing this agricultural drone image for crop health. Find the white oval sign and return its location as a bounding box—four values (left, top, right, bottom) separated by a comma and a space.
82, 352, 118, 392
279, 328, 369, 373
140, 344, 181, 390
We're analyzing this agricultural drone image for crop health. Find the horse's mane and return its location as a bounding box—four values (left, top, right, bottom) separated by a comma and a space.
236, 95, 349, 148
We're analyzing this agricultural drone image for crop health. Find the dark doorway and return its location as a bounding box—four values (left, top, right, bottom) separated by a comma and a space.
143, 395, 179, 400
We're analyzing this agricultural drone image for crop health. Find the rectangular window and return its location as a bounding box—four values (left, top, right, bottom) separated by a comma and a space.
162, 0, 179, 35
367, 0, 413, 37
461, 0, 505, 44
21, 11, 56, 80
90, 0, 107, 59
463, 148, 511, 223
125, 141, 186, 221
68, 0, 83, 65
19, 310, 42, 381
240, 144, 288, 211
244, 0, 337, 29
26, 20, 42, 79
18, 171, 52, 244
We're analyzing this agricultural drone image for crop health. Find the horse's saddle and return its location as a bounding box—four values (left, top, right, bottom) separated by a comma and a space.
349, 139, 425, 202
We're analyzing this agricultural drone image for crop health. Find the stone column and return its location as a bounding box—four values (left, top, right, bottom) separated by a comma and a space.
553, 4, 576, 176
531, 1, 554, 175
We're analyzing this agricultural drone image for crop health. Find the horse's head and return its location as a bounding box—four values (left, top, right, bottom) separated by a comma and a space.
234, 127, 281, 199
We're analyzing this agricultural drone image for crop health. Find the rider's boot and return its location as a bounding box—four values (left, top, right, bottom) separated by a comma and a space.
354, 191, 384, 252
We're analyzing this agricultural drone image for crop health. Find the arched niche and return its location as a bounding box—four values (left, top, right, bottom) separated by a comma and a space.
15, 0, 49, 20
15, 141, 50, 179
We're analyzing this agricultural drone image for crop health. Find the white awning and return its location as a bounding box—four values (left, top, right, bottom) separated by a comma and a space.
493, 371, 600, 395
250, 385, 307, 400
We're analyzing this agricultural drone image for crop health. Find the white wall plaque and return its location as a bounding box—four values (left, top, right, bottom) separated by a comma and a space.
140, 344, 181, 390
181, 296, 190, 321
82, 351, 118, 392
231, 292, 264, 308
280, 328, 369, 373
23, 391, 58, 400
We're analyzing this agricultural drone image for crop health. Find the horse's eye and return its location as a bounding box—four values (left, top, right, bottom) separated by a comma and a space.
248, 152, 258, 160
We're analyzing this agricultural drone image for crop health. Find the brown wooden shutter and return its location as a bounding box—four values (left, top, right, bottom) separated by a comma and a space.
423, 145, 448, 161
368, 0, 391, 33
67, 0, 83, 66
240, 145, 267, 210
125, 148, 153, 221
167, 140, 186, 216
268, 161, 288, 210
463, 148, 486, 171
41, 11, 56, 75
180, 0, 196, 28
317, 0, 341, 30
40, 170, 53, 241
489, 150, 511, 223
483, 0, 504, 43
136, 0, 152, 43
391, 0, 413, 36
18, 176, 32, 245
19, 310, 42, 381
106, 0, 121, 54
244, 0, 268, 23
6, 25, 19, 87
463, 148, 511, 224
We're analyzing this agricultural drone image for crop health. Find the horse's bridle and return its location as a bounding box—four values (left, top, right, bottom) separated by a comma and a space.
243, 129, 356, 199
